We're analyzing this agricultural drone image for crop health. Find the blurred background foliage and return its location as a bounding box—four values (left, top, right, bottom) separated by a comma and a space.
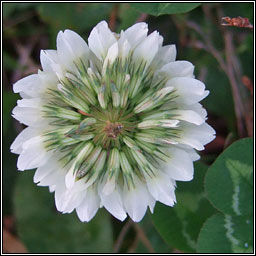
3, 2, 253, 253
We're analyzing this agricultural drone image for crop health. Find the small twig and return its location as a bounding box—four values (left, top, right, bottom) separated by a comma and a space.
136, 13, 149, 23
12, 36, 40, 83
113, 219, 133, 253
3, 11, 36, 29
127, 234, 139, 253
242, 75, 253, 96
223, 132, 235, 149
241, 75, 253, 137
185, 7, 250, 138
3, 229, 27, 253
217, 7, 247, 137
109, 4, 119, 31
186, 20, 227, 73
132, 223, 155, 253
223, 30, 246, 137
198, 67, 208, 82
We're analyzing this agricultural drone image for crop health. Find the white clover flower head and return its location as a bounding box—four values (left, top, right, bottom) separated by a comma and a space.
11, 21, 215, 222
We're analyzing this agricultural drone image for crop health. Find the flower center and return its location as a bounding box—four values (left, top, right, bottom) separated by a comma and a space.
42, 57, 179, 187
103, 121, 123, 139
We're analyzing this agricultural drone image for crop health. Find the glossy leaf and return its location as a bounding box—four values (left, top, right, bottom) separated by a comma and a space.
36, 3, 113, 33
205, 138, 253, 216
197, 213, 253, 253
117, 4, 141, 32
130, 3, 201, 16
152, 162, 216, 252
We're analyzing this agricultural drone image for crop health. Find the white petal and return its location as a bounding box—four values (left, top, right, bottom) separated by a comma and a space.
163, 147, 194, 181
17, 136, 50, 171
173, 109, 205, 125
76, 186, 100, 222
12, 106, 44, 127
10, 127, 38, 154
38, 70, 58, 92
40, 50, 59, 72
166, 77, 209, 105
49, 185, 56, 192
102, 177, 116, 195
54, 181, 67, 211
148, 195, 156, 213
175, 144, 201, 161
133, 31, 160, 68
88, 21, 117, 60
42, 49, 59, 63
60, 180, 86, 213
158, 35, 164, 47
159, 61, 194, 79
40, 50, 52, 72
63, 29, 89, 61
99, 185, 127, 221
123, 178, 149, 222
56, 29, 90, 73
190, 103, 208, 120
153, 45, 176, 68
105, 41, 119, 64
38, 169, 61, 187
178, 122, 216, 150
57, 31, 77, 72
119, 39, 131, 59
34, 156, 60, 183
65, 165, 76, 189
145, 172, 176, 206
102, 41, 119, 74
19, 91, 31, 99
13, 74, 42, 98
17, 98, 42, 108
169, 103, 208, 125
119, 22, 148, 49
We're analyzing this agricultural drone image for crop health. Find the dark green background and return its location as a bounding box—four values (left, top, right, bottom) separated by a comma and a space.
3, 2, 253, 253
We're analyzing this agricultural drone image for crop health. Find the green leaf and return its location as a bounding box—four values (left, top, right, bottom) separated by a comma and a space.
36, 3, 114, 48
205, 138, 253, 216
14, 171, 113, 253
117, 3, 141, 32
130, 3, 201, 16
198, 138, 253, 253
197, 213, 253, 253
36, 3, 113, 33
152, 162, 216, 252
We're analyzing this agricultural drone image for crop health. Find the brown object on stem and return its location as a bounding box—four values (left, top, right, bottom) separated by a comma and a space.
241, 75, 253, 137
136, 13, 149, 23
183, 5, 252, 138
242, 75, 253, 96
221, 16, 253, 30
